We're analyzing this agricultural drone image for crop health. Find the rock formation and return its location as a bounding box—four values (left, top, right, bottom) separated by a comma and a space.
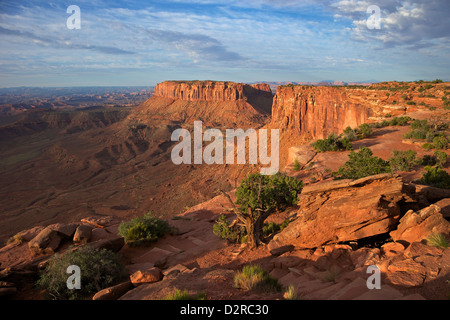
133, 81, 273, 128
271, 85, 373, 139
268, 174, 416, 250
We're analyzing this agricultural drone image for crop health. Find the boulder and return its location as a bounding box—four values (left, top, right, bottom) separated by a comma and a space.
434, 198, 450, 219
269, 174, 413, 250
130, 267, 163, 286
28, 227, 62, 254
390, 205, 450, 246
92, 281, 134, 300
81, 216, 120, 229
48, 223, 79, 239
73, 225, 93, 244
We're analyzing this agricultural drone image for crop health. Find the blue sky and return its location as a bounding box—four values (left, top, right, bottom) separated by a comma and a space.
0, 0, 449, 87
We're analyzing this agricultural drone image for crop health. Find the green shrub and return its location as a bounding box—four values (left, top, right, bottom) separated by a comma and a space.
343, 126, 358, 141
406, 101, 416, 105
420, 166, 450, 189
213, 214, 242, 243
164, 289, 207, 300
36, 246, 127, 300
389, 116, 411, 126
234, 265, 281, 293
262, 220, 290, 237
293, 158, 301, 171
313, 133, 353, 152
118, 212, 171, 246
357, 123, 373, 138
334, 147, 391, 180
420, 155, 437, 166
410, 119, 429, 131
434, 150, 448, 167
433, 136, 448, 150
389, 150, 417, 172
403, 129, 427, 140
422, 143, 434, 150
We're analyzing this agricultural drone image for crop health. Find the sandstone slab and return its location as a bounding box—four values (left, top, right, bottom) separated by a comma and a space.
269, 174, 411, 250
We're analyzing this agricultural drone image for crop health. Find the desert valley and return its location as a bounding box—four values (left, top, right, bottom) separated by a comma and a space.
0, 79, 449, 301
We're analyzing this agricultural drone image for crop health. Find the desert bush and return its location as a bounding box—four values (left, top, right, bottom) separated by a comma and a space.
420, 155, 437, 166
406, 101, 416, 105
334, 147, 391, 180
343, 126, 358, 141
403, 129, 428, 140
293, 158, 301, 171
389, 150, 417, 172
118, 212, 171, 246
434, 150, 448, 167
422, 143, 434, 150
420, 166, 450, 189
213, 214, 243, 244
357, 123, 373, 139
433, 136, 449, 150
234, 265, 281, 293
262, 220, 290, 237
164, 289, 207, 300
36, 245, 127, 300
388, 116, 411, 126
410, 119, 429, 131
313, 133, 353, 152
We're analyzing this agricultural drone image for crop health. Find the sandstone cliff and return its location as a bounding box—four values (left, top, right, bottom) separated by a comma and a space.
271, 85, 373, 139
133, 81, 273, 128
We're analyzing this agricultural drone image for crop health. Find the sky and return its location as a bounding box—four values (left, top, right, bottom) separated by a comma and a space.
0, 0, 449, 87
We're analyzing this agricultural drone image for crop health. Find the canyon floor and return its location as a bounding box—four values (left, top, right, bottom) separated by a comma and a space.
1, 106, 449, 300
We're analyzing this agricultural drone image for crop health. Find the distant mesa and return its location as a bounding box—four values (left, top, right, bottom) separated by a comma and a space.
133, 80, 273, 128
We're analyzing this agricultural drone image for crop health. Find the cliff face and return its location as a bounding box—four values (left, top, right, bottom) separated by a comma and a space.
135, 81, 273, 128
154, 81, 272, 106
271, 86, 373, 139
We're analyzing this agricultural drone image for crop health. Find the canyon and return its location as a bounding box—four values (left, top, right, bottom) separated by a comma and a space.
0, 79, 449, 300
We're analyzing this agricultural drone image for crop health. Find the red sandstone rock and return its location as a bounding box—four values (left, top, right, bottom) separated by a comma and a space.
390, 205, 450, 245
130, 267, 163, 286
271, 85, 373, 139
134, 81, 273, 128
268, 174, 412, 250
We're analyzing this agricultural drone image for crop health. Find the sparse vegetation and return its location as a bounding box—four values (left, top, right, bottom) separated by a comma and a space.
37, 245, 127, 300
7, 233, 24, 245
426, 233, 449, 249
334, 147, 391, 180
388, 150, 418, 172
434, 150, 448, 167
234, 264, 281, 293
164, 289, 207, 300
283, 285, 302, 300
313, 133, 353, 152
420, 166, 450, 189
220, 173, 303, 248
293, 158, 301, 171
118, 212, 172, 246
213, 214, 243, 244
403, 119, 449, 149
